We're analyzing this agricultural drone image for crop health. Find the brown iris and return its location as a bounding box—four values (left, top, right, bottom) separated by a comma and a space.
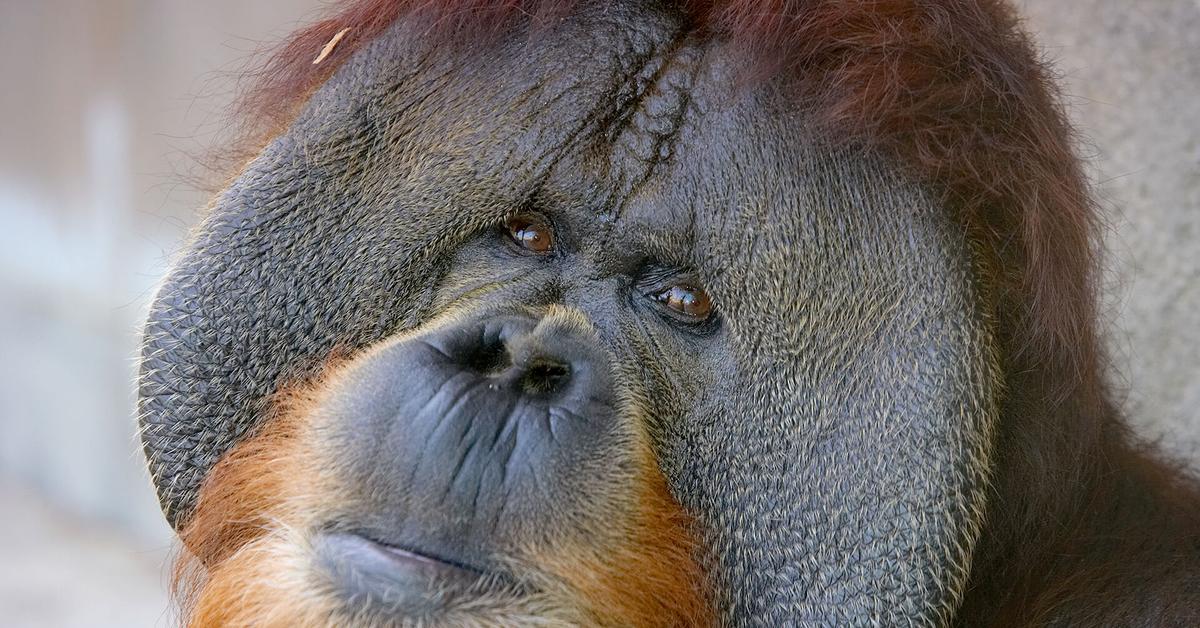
506, 214, 553, 253
654, 284, 712, 319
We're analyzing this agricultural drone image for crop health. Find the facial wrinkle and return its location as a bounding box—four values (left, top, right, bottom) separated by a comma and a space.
603, 38, 703, 225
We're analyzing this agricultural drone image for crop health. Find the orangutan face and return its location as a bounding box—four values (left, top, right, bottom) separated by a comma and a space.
143, 3, 1001, 625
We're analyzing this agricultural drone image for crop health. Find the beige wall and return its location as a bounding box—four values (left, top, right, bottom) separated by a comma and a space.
1018, 0, 1200, 457
0, 2, 324, 625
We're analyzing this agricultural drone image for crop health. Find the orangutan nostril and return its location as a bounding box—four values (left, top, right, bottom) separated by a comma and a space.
519, 359, 572, 396
464, 337, 512, 376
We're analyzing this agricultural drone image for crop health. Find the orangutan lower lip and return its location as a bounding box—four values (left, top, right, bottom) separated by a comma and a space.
378, 540, 472, 569
363, 533, 486, 574
314, 531, 495, 614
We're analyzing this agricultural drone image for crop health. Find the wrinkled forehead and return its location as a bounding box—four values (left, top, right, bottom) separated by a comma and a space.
281, 4, 951, 303
285, 5, 687, 205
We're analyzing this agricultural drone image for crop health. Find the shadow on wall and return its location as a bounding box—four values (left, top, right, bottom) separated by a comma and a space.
0, 1, 1196, 627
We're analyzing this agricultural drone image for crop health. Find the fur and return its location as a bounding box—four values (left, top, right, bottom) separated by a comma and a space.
174, 1, 1200, 624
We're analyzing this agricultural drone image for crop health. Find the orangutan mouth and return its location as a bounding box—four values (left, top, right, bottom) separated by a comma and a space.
314, 531, 507, 615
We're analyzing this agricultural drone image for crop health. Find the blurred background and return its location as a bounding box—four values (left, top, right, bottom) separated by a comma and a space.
0, 1, 1196, 626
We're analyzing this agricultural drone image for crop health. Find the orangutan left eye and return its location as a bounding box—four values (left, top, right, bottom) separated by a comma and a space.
653, 284, 713, 320
505, 214, 554, 254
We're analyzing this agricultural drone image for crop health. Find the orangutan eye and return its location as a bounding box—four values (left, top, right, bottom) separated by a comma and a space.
505, 214, 554, 254
652, 284, 713, 320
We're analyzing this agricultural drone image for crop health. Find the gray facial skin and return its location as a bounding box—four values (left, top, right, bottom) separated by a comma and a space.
140, 1, 1000, 624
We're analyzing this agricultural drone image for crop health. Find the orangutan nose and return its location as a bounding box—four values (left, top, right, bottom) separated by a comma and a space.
316, 309, 620, 568
435, 314, 583, 399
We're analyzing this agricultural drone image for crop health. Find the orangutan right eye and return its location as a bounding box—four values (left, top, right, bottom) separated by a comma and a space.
505, 214, 554, 254
652, 284, 713, 320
